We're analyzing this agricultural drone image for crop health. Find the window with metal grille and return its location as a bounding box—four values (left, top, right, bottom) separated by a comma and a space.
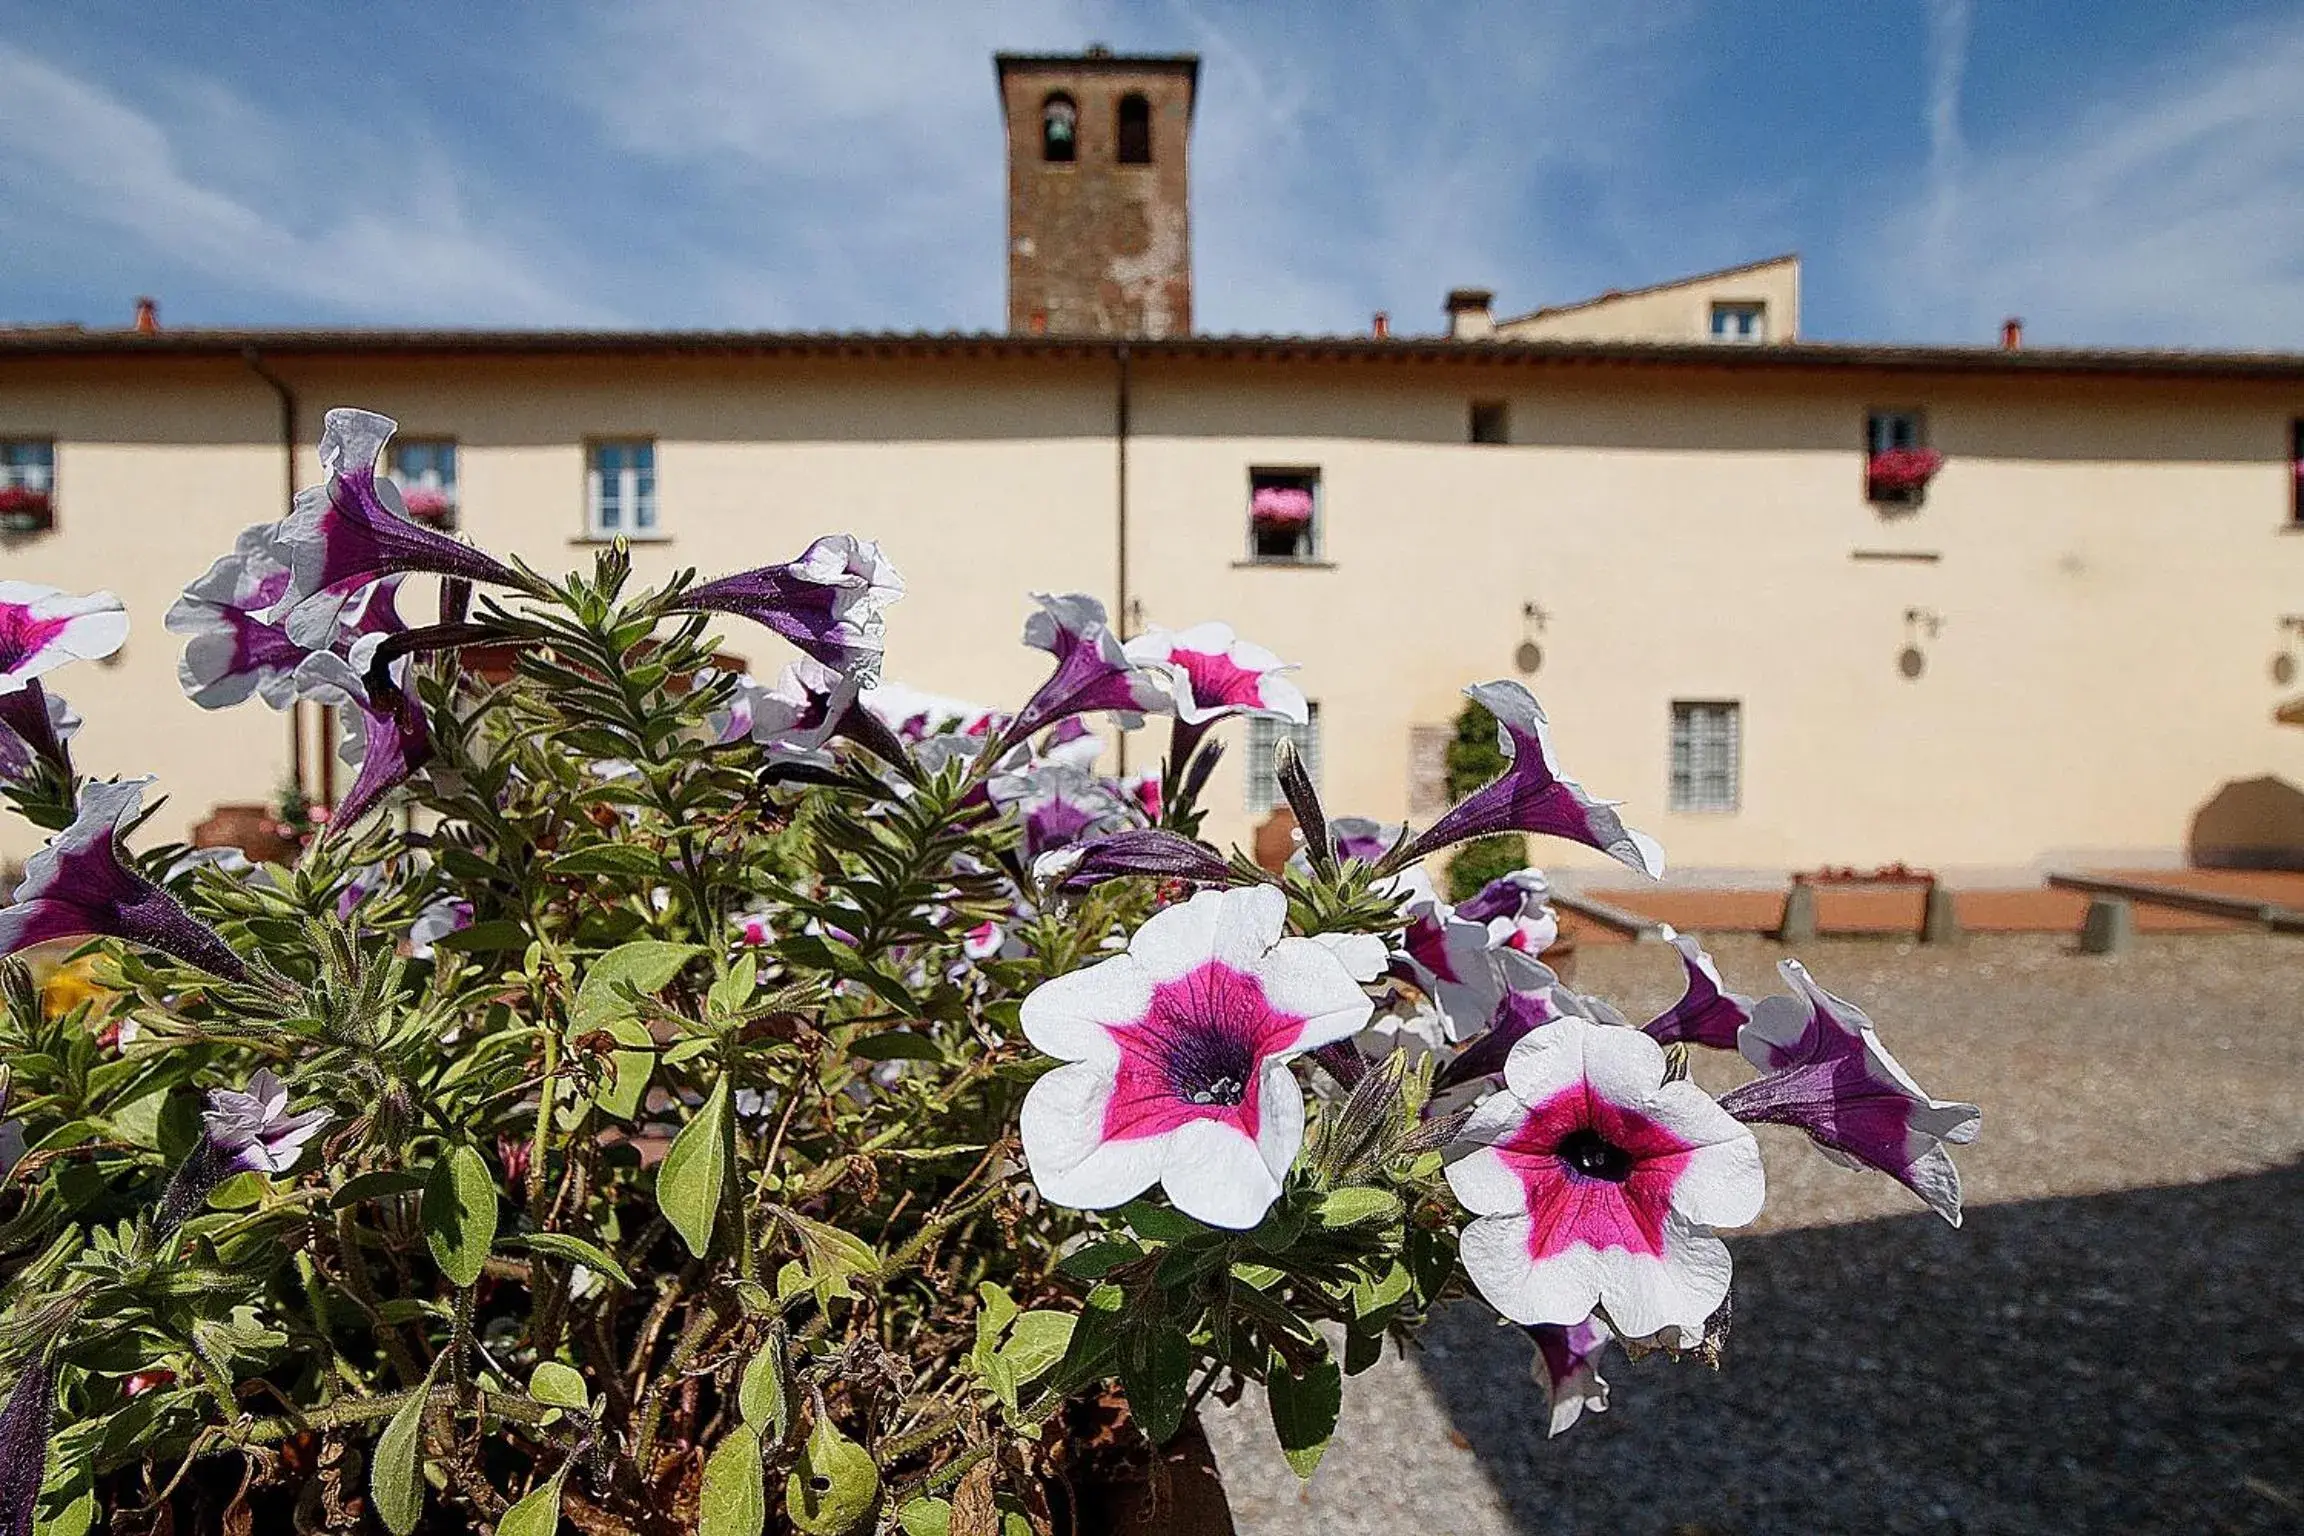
1670, 701, 1740, 813
1246, 703, 1321, 813
587, 441, 658, 539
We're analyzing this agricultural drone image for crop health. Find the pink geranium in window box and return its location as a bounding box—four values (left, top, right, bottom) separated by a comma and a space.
0, 486, 53, 532
1866, 447, 1944, 499
1249, 483, 1315, 528
399, 486, 455, 526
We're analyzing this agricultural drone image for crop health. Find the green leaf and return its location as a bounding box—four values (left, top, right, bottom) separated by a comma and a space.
1117, 1200, 1206, 1244
708, 954, 758, 1019
784, 1414, 879, 1535
370, 1363, 439, 1536
1057, 1238, 1142, 1279
206, 1172, 266, 1210
528, 1361, 589, 1411
546, 845, 668, 879
773, 1209, 879, 1299
429, 919, 531, 952
658, 1077, 731, 1258
1117, 1328, 1192, 1446
421, 1143, 499, 1289
896, 1498, 953, 1536
738, 1345, 788, 1438
330, 1169, 427, 1208
572, 940, 706, 1032
519, 1232, 634, 1289
1316, 1187, 1403, 1229
592, 1016, 657, 1122
997, 1312, 1075, 1389
496, 1467, 568, 1536
699, 1425, 767, 1536
1266, 1348, 1343, 1480
847, 1030, 943, 1063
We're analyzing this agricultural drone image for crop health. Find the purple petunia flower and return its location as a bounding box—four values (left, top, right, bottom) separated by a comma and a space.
1717, 959, 1981, 1225
0, 581, 127, 697
266, 409, 518, 649
1003, 593, 1170, 747
1031, 827, 1240, 892
0, 1346, 56, 1536
328, 668, 431, 832
0, 779, 248, 983
1432, 953, 1567, 1091
202, 1068, 332, 1175
990, 762, 1133, 863
1401, 682, 1663, 878
1530, 1315, 1612, 1437
167, 526, 402, 709
679, 533, 904, 677
0, 682, 78, 785
1328, 816, 1404, 868
714, 657, 862, 769
1641, 928, 1752, 1051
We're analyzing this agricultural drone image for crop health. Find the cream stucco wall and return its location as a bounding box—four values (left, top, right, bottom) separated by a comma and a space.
6, 347, 2302, 888
1496, 257, 1801, 345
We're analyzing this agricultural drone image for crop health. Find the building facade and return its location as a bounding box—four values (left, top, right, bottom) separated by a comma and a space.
5, 50, 2304, 886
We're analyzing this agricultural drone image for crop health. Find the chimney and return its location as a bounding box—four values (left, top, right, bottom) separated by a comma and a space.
2000, 316, 2024, 350
1445, 287, 1495, 341
1371, 311, 1390, 339
133, 296, 159, 334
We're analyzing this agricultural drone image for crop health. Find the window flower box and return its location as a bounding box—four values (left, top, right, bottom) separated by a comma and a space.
0, 485, 53, 534
1867, 446, 1944, 501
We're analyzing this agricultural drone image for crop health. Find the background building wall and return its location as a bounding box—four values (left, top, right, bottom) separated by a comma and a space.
6, 350, 2302, 886
1496, 257, 1802, 344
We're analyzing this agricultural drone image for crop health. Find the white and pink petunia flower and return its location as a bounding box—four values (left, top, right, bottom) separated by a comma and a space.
1530, 1315, 1611, 1437
1402, 682, 1663, 878
716, 658, 862, 769
1122, 622, 1307, 726
1446, 1014, 1764, 1339
1719, 959, 1981, 1225
990, 762, 1134, 862
1018, 885, 1375, 1229
1454, 869, 1560, 957
0, 581, 127, 697
167, 527, 401, 710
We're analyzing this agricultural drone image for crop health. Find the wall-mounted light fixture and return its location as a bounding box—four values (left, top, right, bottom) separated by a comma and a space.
2272, 616, 2304, 685
1899, 607, 1943, 680
1516, 600, 1549, 675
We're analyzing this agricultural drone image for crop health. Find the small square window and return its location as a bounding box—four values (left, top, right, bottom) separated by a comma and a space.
1709, 301, 1767, 343
1670, 701, 1740, 813
1246, 704, 1322, 814
0, 440, 57, 535
1469, 401, 1509, 445
1248, 467, 1320, 562
388, 439, 458, 531
587, 440, 659, 540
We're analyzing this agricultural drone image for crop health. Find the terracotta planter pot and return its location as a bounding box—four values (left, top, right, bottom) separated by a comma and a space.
1054, 1390, 1235, 1536
191, 802, 302, 865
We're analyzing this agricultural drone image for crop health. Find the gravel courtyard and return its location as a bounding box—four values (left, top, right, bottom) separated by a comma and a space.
1201, 931, 2304, 1536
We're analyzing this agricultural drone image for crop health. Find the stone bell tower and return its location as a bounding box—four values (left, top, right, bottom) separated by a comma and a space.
996, 46, 1198, 338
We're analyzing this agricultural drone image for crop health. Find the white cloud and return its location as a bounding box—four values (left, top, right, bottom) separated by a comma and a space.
0, 43, 616, 325
1921, 0, 1971, 285
1872, 10, 2304, 346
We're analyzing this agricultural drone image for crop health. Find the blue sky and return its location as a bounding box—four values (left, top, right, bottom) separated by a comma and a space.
3, 1, 2301, 347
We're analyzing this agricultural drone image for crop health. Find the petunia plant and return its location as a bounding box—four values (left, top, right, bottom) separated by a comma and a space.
0, 406, 1978, 1535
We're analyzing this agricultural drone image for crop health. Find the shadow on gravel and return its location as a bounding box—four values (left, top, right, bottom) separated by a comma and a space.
1412, 1163, 2304, 1536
